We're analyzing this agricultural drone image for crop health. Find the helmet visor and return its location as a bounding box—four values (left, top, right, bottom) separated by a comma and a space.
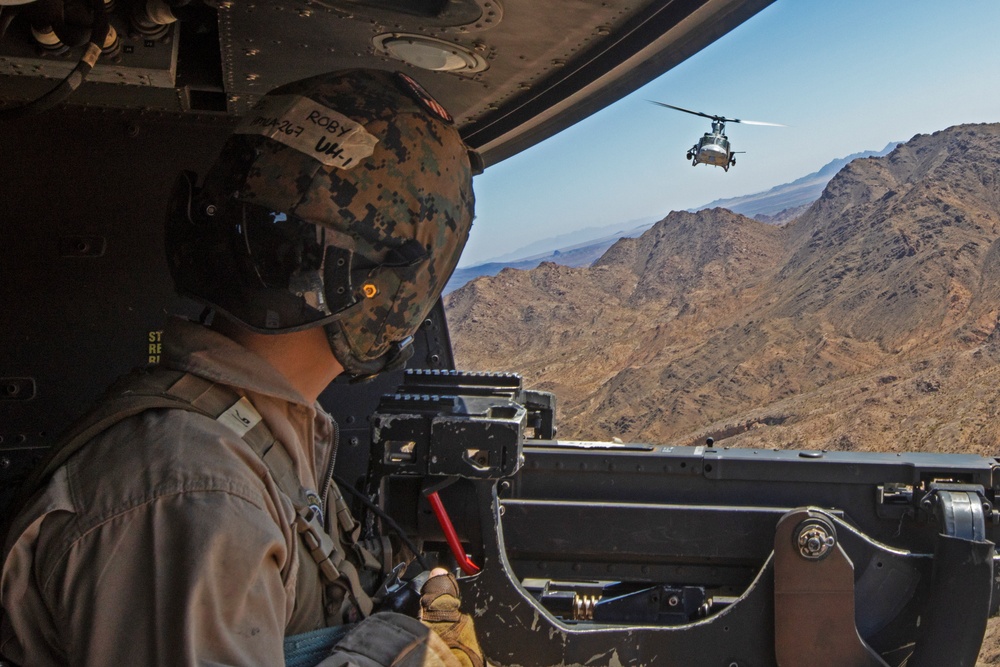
218, 201, 366, 332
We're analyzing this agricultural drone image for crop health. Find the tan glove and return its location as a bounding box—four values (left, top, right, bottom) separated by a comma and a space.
420, 571, 486, 667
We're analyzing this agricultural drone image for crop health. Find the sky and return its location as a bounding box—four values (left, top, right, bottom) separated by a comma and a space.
459, 0, 1000, 267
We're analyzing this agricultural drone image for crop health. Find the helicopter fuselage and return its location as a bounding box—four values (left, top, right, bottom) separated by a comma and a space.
690, 131, 732, 168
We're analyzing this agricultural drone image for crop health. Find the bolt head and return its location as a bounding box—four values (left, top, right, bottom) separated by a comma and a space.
795, 519, 836, 560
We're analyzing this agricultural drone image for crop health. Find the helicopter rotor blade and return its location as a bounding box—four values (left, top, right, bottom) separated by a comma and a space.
648, 101, 720, 121
728, 118, 786, 127
649, 101, 785, 127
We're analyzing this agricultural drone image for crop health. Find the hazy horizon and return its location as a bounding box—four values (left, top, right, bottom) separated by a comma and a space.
460, 0, 1000, 267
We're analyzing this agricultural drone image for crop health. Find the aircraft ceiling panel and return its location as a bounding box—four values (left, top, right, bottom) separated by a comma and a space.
219, 0, 638, 121
0, 0, 775, 162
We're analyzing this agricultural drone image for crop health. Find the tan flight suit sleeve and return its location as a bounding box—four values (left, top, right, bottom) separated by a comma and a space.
4, 485, 294, 666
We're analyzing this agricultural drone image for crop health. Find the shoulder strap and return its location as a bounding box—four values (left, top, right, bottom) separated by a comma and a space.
163, 372, 375, 617
9, 368, 191, 518
5, 367, 374, 617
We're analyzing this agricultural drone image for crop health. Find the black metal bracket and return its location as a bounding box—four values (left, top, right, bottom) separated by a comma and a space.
458, 481, 779, 667
908, 484, 996, 667
920, 482, 990, 540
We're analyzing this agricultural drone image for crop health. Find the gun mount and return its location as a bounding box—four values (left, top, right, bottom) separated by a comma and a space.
368, 370, 1000, 667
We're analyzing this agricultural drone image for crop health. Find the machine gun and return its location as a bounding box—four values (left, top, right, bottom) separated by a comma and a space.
365, 369, 999, 667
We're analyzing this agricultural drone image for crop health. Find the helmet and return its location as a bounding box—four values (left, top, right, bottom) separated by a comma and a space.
166, 69, 476, 379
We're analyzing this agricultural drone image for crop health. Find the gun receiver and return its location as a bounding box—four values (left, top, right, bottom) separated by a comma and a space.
369, 370, 999, 667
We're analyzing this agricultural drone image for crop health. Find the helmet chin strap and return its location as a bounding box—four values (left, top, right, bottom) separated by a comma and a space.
325, 320, 415, 383
348, 337, 415, 384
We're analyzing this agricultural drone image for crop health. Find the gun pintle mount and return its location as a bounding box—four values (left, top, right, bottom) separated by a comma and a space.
368, 370, 1000, 666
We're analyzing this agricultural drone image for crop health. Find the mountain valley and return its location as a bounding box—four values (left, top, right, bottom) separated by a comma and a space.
448, 124, 1000, 452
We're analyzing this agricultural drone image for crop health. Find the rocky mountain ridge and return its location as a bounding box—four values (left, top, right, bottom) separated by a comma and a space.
445, 145, 899, 293
696, 141, 899, 217
446, 123, 1000, 454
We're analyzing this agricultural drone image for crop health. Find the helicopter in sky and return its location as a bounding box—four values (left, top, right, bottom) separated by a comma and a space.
650, 101, 785, 171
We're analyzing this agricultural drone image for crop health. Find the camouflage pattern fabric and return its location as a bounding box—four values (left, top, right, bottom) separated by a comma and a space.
189, 69, 475, 377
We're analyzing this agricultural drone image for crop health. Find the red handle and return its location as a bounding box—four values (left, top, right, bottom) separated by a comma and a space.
426, 490, 480, 575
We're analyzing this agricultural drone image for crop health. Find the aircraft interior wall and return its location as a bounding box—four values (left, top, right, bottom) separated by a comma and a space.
0, 109, 453, 510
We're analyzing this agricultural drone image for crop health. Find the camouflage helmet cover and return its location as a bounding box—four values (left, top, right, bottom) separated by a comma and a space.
175, 69, 475, 376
